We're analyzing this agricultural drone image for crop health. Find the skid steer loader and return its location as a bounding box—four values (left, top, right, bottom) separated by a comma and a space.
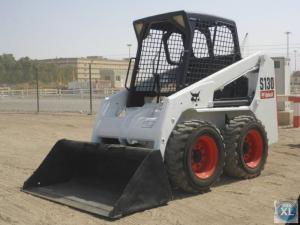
23, 11, 278, 218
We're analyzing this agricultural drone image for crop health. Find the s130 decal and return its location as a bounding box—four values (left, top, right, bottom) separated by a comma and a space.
260, 77, 275, 99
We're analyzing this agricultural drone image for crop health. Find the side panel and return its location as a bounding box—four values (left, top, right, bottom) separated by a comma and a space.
158, 53, 262, 156
250, 56, 278, 144
159, 53, 278, 157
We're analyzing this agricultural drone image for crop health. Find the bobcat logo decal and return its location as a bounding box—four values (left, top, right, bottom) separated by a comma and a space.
190, 91, 200, 102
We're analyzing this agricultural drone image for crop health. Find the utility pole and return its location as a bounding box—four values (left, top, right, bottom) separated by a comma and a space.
285, 31, 291, 59
89, 63, 92, 115
295, 50, 298, 71
35, 65, 40, 113
127, 44, 132, 58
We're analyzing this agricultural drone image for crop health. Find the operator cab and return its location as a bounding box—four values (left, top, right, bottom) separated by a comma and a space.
126, 11, 250, 107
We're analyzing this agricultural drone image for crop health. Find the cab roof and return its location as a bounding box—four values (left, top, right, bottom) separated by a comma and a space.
133, 10, 236, 26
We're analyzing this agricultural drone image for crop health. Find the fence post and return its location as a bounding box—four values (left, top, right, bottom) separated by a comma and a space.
35, 66, 40, 113
89, 63, 93, 115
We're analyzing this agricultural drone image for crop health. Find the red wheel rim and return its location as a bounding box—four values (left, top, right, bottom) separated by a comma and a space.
191, 135, 218, 179
243, 129, 263, 168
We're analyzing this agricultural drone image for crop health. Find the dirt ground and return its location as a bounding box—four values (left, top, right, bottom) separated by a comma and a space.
0, 113, 299, 225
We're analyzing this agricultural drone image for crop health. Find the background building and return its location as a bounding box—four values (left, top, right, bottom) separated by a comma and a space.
272, 57, 291, 96
291, 71, 300, 94
272, 57, 294, 126
41, 56, 130, 90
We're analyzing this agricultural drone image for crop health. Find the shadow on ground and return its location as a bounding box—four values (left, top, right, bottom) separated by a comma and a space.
172, 175, 240, 201
287, 144, 300, 149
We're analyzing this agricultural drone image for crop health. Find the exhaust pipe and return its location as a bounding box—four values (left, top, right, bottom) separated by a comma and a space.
22, 139, 172, 218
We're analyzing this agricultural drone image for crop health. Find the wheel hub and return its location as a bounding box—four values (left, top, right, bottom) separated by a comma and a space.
191, 135, 218, 179
243, 129, 263, 168
193, 150, 202, 162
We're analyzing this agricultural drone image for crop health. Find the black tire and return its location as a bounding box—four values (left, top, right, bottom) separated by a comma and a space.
165, 120, 225, 193
223, 115, 268, 179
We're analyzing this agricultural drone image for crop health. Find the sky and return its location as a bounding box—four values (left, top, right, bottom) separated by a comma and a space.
0, 0, 299, 69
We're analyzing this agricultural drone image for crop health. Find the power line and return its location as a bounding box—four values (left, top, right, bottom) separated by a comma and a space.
245, 43, 300, 47
246, 47, 300, 52
247, 47, 300, 51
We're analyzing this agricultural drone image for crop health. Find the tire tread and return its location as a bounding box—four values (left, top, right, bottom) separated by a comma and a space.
223, 115, 268, 179
165, 120, 224, 193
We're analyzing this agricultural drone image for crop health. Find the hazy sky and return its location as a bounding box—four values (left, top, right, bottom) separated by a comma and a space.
0, 0, 299, 69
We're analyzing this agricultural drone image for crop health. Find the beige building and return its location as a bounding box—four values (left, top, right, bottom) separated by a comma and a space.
41, 56, 129, 89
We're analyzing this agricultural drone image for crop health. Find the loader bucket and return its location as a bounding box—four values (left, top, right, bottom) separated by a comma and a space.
22, 139, 172, 218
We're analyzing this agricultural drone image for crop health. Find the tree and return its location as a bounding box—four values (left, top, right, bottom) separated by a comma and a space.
0, 54, 75, 88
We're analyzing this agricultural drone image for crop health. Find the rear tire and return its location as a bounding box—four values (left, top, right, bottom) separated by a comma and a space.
223, 115, 268, 178
165, 120, 225, 193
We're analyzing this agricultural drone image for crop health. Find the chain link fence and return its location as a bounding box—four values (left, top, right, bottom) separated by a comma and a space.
0, 55, 133, 113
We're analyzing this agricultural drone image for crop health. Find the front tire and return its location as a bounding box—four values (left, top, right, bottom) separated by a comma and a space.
223, 115, 268, 178
165, 120, 225, 193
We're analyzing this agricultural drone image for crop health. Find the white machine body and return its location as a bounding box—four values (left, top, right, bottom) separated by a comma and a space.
92, 52, 278, 158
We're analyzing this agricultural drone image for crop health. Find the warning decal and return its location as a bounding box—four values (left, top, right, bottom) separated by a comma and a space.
260, 90, 275, 99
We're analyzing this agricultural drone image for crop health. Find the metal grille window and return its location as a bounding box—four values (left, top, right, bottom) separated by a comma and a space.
167, 33, 184, 63
134, 28, 183, 94
187, 22, 239, 85
192, 30, 209, 58
212, 26, 235, 56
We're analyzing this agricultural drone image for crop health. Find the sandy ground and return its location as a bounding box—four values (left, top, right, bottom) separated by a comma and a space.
0, 113, 299, 225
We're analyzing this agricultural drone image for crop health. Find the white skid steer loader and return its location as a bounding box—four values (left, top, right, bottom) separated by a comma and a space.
23, 11, 278, 218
